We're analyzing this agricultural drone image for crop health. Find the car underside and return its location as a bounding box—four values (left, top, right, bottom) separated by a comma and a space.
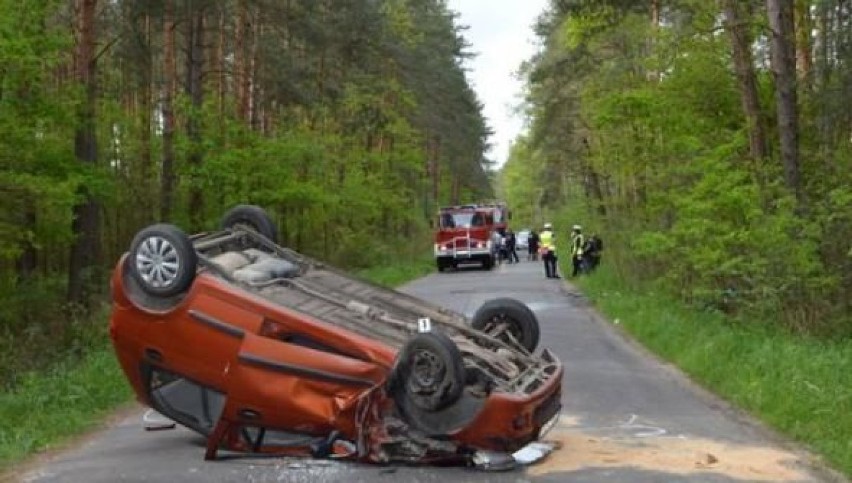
110, 205, 562, 466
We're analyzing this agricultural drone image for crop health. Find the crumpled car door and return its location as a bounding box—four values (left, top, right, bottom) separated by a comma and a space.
203, 329, 388, 457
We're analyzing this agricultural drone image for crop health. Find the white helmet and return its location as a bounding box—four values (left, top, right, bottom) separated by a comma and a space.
572, 224, 582, 231
544, 222, 552, 229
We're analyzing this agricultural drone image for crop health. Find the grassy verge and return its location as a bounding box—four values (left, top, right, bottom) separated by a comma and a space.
574, 265, 852, 477
0, 343, 132, 470
0, 257, 436, 473
356, 255, 436, 287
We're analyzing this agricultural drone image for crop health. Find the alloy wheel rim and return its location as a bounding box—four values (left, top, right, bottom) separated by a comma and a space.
135, 236, 180, 288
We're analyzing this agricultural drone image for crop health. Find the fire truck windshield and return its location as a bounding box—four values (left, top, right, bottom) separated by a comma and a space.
439, 212, 485, 229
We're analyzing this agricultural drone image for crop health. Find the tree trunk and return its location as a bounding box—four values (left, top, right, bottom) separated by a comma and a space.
648, 0, 661, 82
161, 0, 177, 220
186, 3, 206, 230
794, 0, 813, 83
234, 0, 248, 121
16, 195, 37, 280
139, 12, 153, 224
431, 136, 441, 205
450, 177, 460, 205
767, 0, 802, 201
723, 0, 769, 162
67, 0, 101, 306
814, 0, 833, 158
217, 9, 226, 119
249, 16, 261, 129
582, 138, 607, 216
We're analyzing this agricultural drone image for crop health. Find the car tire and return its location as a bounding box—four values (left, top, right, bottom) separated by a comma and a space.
390, 331, 465, 413
220, 205, 278, 243
482, 256, 493, 270
128, 224, 197, 297
472, 298, 540, 352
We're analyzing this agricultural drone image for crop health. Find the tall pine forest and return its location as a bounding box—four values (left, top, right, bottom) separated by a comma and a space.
2, 0, 850, 390
0, 0, 492, 386
503, 0, 850, 337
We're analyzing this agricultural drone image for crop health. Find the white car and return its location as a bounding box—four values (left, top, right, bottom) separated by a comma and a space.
516, 229, 531, 250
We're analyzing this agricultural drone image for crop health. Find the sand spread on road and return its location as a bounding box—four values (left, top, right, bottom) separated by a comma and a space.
527, 417, 811, 481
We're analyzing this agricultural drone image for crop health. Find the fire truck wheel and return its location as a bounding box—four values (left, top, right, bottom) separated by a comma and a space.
472, 298, 540, 352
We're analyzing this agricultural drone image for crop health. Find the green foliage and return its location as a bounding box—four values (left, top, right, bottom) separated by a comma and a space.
0, 277, 110, 389
577, 266, 852, 478
510, 2, 852, 473
632, 156, 833, 328
499, 137, 547, 227
0, 346, 133, 471
0, 0, 77, 265
356, 255, 436, 288
0, 0, 491, 396
511, 0, 851, 335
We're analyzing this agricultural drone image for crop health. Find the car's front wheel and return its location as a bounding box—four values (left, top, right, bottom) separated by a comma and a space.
127, 224, 197, 297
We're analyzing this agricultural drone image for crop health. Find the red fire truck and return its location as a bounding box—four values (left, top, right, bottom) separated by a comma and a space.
433, 202, 510, 271
480, 201, 510, 233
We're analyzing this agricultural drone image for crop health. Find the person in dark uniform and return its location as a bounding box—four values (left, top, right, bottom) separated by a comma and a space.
505, 229, 519, 263
584, 233, 603, 271
528, 230, 539, 261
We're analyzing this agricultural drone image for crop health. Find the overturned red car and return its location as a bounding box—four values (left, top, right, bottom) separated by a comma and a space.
109, 205, 562, 465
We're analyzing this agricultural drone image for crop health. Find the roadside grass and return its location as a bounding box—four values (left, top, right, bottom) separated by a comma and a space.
0, 257, 436, 473
574, 265, 852, 478
0, 342, 132, 471
356, 255, 436, 287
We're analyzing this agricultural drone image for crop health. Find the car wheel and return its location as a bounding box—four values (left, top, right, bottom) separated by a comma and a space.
472, 298, 540, 352
436, 259, 446, 272
390, 331, 465, 413
482, 257, 493, 270
128, 224, 197, 297
220, 205, 278, 243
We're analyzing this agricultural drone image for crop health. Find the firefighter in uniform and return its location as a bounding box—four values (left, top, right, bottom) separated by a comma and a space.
571, 224, 585, 277
540, 223, 559, 278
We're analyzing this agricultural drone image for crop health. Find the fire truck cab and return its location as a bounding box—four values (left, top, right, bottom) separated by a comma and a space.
434, 203, 509, 271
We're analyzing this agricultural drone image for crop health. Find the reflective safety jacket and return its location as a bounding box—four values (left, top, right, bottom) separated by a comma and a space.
571, 232, 585, 256
540, 229, 555, 252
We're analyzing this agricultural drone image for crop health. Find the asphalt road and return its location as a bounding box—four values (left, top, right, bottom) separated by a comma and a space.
8, 259, 839, 482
